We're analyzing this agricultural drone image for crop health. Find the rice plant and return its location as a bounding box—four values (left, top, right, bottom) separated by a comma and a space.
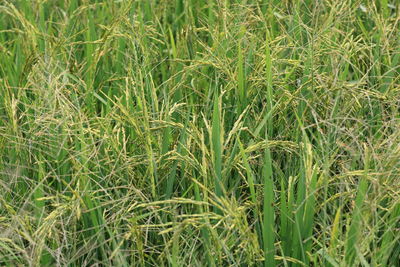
0, 0, 399, 266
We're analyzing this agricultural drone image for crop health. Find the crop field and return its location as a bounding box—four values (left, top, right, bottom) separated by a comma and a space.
0, 0, 399, 266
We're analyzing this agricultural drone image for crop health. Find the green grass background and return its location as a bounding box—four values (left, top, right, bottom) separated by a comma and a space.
0, 0, 399, 266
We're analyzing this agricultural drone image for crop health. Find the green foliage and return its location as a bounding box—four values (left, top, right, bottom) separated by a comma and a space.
0, 0, 399, 266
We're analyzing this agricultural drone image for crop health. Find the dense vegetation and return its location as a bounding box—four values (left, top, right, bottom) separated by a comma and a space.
0, 0, 399, 266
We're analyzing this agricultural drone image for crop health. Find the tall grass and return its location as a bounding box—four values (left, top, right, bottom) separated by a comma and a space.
0, 0, 399, 266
